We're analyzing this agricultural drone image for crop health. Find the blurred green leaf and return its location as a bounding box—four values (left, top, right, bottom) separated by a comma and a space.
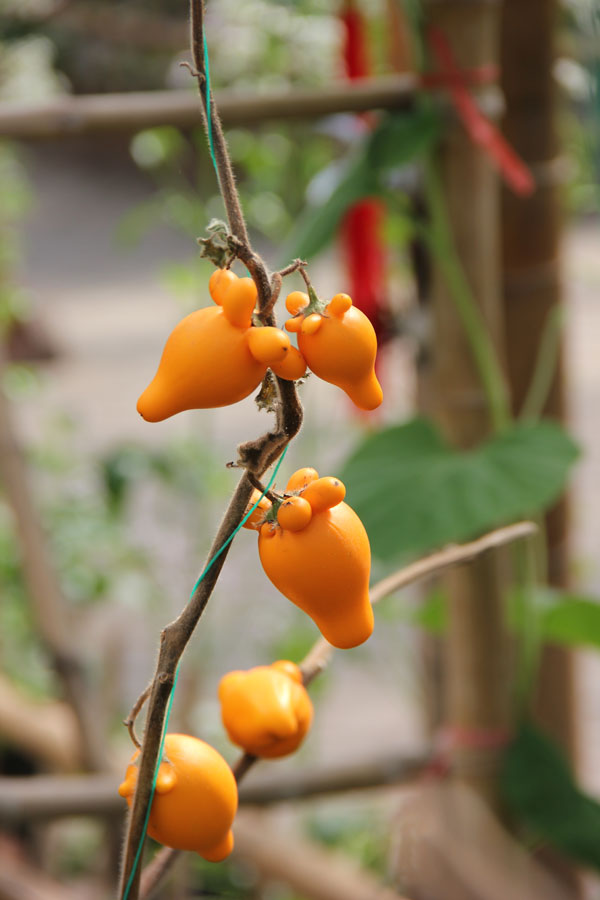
502, 720, 600, 870
366, 105, 439, 171
508, 587, 600, 649
286, 107, 439, 261
287, 154, 375, 261
130, 127, 186, 169
341, 418, 578, 559
411, 589, 447, 633
542, 597, 600, 646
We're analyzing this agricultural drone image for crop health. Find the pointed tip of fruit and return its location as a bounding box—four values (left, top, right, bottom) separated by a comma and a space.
201, 829, 234, 862
136, 384, 166, 422
317, 598, 374, 649
344, 371, 383, 411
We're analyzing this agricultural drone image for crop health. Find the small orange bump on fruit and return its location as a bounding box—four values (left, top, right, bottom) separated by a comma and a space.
221, 277, 258, 329
270, 345, 307, 381
243, 489, 272, 530
327, 292, 352, 317
284, 316, 302, 333
286, 467, 319, 492
118, 734, 237, 861
209, 268, 238, 305
285, 291, 310, 316
219, 661, 313, 758
301, 313, 322, 335
302, 476, 346, 512
271, 659, 303, 682
277, 496, 312, 532
247, 326, 290, 364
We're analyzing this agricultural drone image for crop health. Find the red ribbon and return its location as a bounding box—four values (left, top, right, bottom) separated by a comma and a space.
340, 4, 391, 350
426, 26, 534, 197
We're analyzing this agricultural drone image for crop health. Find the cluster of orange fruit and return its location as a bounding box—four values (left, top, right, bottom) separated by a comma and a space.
122, 268, 383, 864
136, 268, 382, 420
119, 660, 312, 860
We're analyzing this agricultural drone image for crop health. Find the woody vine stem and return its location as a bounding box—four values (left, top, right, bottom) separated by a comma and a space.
117, 2, 303, 897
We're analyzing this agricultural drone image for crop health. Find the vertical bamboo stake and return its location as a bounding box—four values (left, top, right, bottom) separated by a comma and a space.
501, 1, 578, 890
500, 0, 575, 756
423, 0, 510, 810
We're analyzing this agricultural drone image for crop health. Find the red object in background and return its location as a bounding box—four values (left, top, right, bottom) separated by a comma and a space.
427, 26, 534, 197
340, 2, 390, 348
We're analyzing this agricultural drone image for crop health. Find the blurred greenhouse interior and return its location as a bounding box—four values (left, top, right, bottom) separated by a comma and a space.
1, 1, 600, 898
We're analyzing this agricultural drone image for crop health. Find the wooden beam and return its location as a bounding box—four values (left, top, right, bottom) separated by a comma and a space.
0, 75, 416, 139
0, 76, 503, 140
0, 750, 430, 823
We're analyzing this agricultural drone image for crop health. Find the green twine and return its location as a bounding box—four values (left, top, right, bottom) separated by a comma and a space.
122, 446, 288, 899
203, 33, 218, 178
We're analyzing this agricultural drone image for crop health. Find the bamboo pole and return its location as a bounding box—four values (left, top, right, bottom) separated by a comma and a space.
0, 77, 415, 139
500, 0, 574, 754
0, 76, 506, 140
423, 0, 510, 810
500, 1, 578, 890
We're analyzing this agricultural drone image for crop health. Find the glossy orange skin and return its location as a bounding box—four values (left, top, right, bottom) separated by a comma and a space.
118, 734, 238, 862
286, 296, 383, 411
258, 469, 373, 649
137, 274, 302, 420
137, 307, 266, 420
219, 660, 313, 759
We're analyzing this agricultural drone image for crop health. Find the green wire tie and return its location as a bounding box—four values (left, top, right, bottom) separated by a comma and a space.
122, 446, 288, 899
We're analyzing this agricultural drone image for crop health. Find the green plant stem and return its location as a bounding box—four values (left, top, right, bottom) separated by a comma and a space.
422, 155, 511, 433
519, 305, 564, 422
513, 536, 542, 710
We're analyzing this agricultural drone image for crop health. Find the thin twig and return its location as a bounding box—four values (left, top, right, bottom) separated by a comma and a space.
300, 520, 538, 684
124, 685, 152, 750
138, 520, 536, 899
246, 470, 280, 503
277, 258, 308, 279
232, 752, 258, 781
117, 4, 303, 897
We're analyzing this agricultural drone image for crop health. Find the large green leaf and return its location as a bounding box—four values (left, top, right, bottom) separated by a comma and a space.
285, 106, 439, 261
340, 418, 578, 559
541, 594, 600, 648
502, 721, 600, 870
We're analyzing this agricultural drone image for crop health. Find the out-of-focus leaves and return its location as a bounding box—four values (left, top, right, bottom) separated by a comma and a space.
508, 587, 600, 649
286, 106, 439, 260
130, 127, 187, 170
340, 418, 578, 560
286, 154, 375, 262
541, 596, 600, 646
502, 720, 600, 870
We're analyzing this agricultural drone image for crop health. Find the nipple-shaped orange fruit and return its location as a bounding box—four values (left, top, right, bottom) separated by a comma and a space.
118, 733, 237, 862
218, 660, 313, 758
285, 291, 383, 411
137, 271, 305, 421
257, 468, 374, 649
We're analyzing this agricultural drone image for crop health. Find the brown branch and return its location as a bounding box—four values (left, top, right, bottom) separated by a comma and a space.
117, 4, 303, 897
0, 750, 431, 824
233, 812, 408, 900
139, 520, 535, 898
300, 520, 538, 685
0, 354, 104, 772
